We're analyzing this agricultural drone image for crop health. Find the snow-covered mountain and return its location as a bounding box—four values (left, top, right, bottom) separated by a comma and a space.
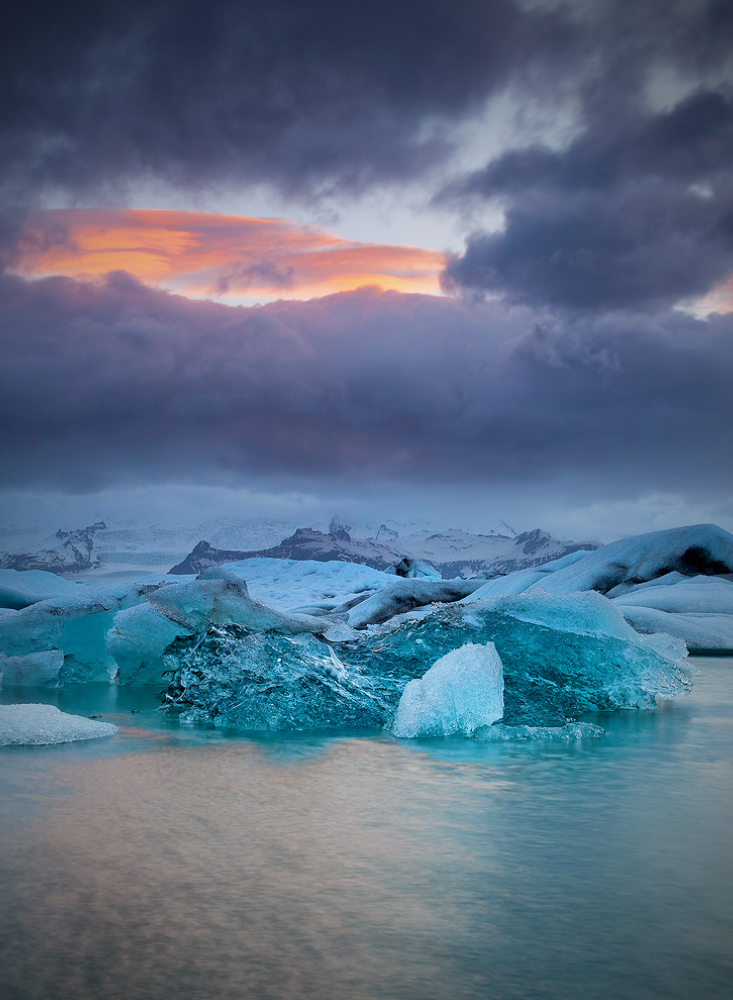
169, 525, 598, 577
0, 518, 306, 576
0, 516, 598, 579
0, 522, 107, 574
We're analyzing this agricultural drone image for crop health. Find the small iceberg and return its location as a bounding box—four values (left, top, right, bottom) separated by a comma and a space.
392, 642, 504, 738
0, 704, 117, 746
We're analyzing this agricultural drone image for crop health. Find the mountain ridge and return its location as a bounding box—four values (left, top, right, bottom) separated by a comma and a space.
169, 526, 598, 578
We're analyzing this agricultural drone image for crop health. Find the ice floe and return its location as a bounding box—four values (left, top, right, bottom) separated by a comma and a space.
0, 704, 117, 746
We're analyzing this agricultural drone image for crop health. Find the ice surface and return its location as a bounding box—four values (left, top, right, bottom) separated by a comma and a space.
0, 650, 64, 686
617, 607, 733, 650
534, 524, 733, 596
460, 550, 602, 602
107, 604, 191, 686
222, 557, 387, 615
460, 568, 549, 600
468, 589, 644, 641
384, 558, 443, 581
0, 569, 80, 610
346, 578, 483, 628
391, 643, 504, 738
613, 575, 733, 614
165, 627, 399, 730
147, 570, 328, 634
349, 597, 691, 725
0, 703, 117, 746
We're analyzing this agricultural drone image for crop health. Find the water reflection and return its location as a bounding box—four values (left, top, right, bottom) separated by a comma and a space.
0, 659, 731, 1000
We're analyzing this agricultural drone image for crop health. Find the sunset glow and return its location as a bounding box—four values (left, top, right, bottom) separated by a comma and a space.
14, 209, 446, 302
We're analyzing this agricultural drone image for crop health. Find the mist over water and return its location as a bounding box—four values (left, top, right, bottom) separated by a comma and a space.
1, 659, 732, 1000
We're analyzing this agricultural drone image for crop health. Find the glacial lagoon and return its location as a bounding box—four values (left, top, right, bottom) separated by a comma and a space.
1, 657, 732, 1000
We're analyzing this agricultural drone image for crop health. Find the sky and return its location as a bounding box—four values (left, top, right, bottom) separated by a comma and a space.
1, 0, 732, 542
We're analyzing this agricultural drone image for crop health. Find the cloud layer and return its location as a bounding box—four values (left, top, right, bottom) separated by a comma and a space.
1, 273, 731, 496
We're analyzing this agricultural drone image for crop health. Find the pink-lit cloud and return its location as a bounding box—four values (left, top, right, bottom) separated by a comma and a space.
13, 209, 446, 302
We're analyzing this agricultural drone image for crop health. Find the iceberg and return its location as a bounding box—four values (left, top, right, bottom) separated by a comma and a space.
346, 578, 483, 628
392, 643, 504, 738
610, 575, 733, 650
223, 557, 387, 609
107, 603, 191, 686
162, 589, 692, 732
0, 703, 117, 746
534, 524, 733, 596
613, 575, 733, 614
147, 569, 328, 634
616, 607, 733, 650
0, 569, 81, 610
0, 580, 163, 684
0, 650, 64, 686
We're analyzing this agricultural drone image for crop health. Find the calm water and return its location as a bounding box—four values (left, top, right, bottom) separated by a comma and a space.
1, 658, 732, 1000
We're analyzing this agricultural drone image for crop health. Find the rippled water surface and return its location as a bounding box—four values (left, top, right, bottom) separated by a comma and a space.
1, 657, 732, 1000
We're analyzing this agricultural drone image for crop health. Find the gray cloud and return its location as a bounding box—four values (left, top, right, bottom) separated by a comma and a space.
4, 1, 725, 210
443, 6, 733, 311
1, 273, 731, 494
0, 0, 533, 205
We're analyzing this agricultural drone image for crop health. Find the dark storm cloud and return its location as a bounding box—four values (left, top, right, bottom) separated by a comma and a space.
1, 273, 731, 492
0, 0, 532, 203
3, 0, 717, 206
444, 5, 733, 311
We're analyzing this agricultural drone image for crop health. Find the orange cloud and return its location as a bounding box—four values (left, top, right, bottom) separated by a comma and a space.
13, 209, 446, 301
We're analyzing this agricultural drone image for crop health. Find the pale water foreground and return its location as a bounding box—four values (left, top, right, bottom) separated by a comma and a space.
1, 658, 731, 1000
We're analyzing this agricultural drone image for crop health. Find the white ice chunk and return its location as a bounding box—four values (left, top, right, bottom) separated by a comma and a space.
618, 607, 733, 650
392, 642, 504, 738
613, 575, 733, 614
147, 570, 328, 633
0, 569, 81, 609
0, 703, 117, 746
532, 524, 733, 596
